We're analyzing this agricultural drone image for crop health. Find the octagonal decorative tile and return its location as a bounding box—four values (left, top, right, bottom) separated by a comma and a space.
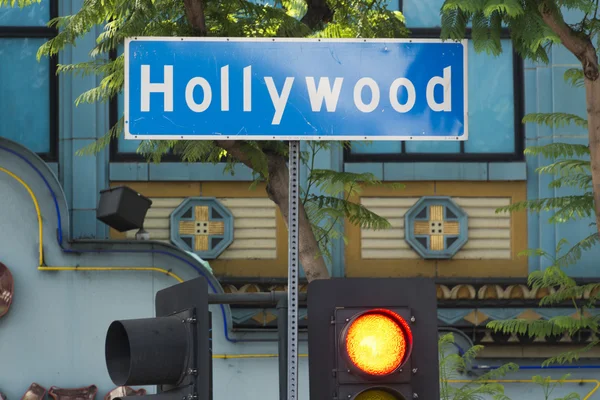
404, 196, 468, 259
170, 197, 234, 259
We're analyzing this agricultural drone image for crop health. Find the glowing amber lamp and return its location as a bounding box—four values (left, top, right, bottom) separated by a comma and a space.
343, 309, 412, 376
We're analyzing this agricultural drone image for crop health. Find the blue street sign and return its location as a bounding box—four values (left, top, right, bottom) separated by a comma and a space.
124, 37, 468, 141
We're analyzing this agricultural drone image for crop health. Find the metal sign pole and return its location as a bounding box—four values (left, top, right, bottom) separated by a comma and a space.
287, 140, 300, 400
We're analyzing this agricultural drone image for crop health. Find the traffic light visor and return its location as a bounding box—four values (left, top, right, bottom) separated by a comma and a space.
342, 309, 413, 376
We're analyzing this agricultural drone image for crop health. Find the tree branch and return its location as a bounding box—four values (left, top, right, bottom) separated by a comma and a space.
214, 140, 257, 171
539, 1, 599, 80
215, 140, 330, 281
301, 0, 333, 29
183, 0, 207, 36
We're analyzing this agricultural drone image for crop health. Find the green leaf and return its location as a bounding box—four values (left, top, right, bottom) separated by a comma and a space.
523, 142, 590, 158
523, 113, 588, 129
564, 68, 585, 87
483, 0, 524, 17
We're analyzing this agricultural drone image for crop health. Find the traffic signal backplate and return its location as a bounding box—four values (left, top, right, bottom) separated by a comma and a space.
307, 278, 440, 400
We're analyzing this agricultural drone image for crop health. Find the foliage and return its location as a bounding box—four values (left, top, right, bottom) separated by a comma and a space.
438, 334, 581, 399
1, 0, 409, 266
487, 236, 600, 366
438, 332, 517, 400
439, 0, 600, 371
531, 374, 581, 400
496, 140, 594, 224
439, 0, 598, 63
488, 66, 599, 367
313, 0, 408, 38
300, 142, 404, 261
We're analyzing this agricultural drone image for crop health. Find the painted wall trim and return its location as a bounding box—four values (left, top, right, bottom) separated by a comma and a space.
110, 161, 526, 182
109, 162, 256, 181
344, 162, 527, 181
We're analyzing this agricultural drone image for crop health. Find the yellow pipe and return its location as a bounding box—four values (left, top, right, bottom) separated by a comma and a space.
39, 266, 184, 282
1, 167, 44, 266
0, 166, 184, 283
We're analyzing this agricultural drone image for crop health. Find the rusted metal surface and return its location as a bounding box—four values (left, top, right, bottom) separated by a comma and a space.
48, 385, 98, 400
21, 383, 47, 400
0, 262, 13, 319
103, 387, 146, 400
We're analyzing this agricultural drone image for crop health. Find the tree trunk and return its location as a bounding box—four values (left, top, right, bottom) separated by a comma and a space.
183, 0, 207, 35
538, 4, 600, 235
264, 154, 330, 282
215, 141, 331, 281
585, 78, 600, 233
301, 0, 333, 29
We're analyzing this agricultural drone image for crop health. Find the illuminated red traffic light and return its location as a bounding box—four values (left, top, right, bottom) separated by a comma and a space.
341, 309, 413, 376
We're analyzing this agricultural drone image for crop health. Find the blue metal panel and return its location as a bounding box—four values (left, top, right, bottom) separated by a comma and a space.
72, 209, 100, 239
551, 136, 600, 277
536, 67, 554, 137
55, 18, 110, 239
405, 138, 461, 153
125, 38, 467, 141
383, 162, 488, 180
464, 40, 515, 153
402, 0, 444, 27
523, 69, 538, 140
551, 44, 579, 65
524, 55, 600, 275
552, 67, 587, 136
0, 38, 50, 153
109, 162, 150, 181
148, 162, 255, 181
344, 162, 384, 179
328, 144, 345, 278
524, 67, 541, 271
351, 141, 403, 154
72, 139, 98, 209
488, 162, 527, 180
47, 162, 59, 178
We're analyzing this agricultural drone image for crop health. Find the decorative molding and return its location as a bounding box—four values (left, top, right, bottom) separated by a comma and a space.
404, 196, 468, 259
218, 280, 600, 345
346, 182, 526, 278
170, 197, 234, 259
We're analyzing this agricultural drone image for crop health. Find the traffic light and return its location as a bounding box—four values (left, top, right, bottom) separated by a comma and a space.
307, 278, 439, 400
104, 277, 211, 400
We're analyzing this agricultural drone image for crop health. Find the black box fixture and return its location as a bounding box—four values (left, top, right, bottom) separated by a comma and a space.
97, 186, 153, 232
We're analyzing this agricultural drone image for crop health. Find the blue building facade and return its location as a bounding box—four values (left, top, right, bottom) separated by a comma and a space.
1, 0, 600, 399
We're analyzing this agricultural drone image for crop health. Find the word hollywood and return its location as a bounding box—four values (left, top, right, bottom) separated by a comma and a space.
140, 64, 453, 125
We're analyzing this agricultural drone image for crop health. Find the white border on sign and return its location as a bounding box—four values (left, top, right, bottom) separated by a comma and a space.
123, 37, 469, 142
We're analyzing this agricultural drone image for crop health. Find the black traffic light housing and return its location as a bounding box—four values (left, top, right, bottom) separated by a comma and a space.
308, 278, 440, 400
105, 277, 211, 400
